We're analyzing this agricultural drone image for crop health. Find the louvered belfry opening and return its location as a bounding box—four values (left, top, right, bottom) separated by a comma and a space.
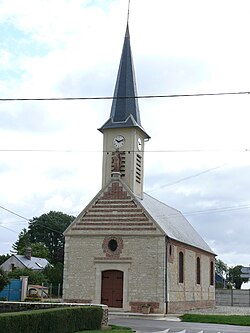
136, 153, 142, 183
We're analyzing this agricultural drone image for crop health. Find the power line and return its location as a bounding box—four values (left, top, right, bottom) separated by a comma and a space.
0, 91, 250, 102
0, 148, 250, 153
1, 201, 250, 235
148, 164, 227, 193
0, 205, 30, 222
0, 205, 64, 235
0, 224, 19, 234
183, 203, 250, 217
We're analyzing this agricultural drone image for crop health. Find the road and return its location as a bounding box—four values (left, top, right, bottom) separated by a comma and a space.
109, 316, 250, 333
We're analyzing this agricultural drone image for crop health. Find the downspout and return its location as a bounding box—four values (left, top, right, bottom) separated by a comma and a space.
165, 236, 169, 314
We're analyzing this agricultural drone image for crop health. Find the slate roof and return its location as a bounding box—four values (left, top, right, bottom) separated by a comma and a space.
99, 24, 150, 138
14, 254, 49, 270
138, 192, 215, 254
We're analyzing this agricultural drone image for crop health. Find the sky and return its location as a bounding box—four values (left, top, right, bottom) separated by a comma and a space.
1, 0, 250, 278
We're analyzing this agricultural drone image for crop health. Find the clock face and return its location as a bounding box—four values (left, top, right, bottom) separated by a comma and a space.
113, 135, 125, 148
137, 137, 142, 150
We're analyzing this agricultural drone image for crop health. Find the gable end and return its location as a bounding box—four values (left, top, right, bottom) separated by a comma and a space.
68, 180, 162, 236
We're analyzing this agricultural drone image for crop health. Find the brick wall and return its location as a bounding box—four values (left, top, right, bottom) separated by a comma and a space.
167, 239, 215, 313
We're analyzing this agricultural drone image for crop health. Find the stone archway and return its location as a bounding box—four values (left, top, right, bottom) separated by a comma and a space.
101, 270, 123, 308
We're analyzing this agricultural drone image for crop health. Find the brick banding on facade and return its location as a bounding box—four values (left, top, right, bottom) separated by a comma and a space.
130, 302, 160, 313
72, 227, 157, 231
79, 221, 149, 224
73, 184, 155, 233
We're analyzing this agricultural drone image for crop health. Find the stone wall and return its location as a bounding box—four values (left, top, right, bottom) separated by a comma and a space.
63, 234, 166, 313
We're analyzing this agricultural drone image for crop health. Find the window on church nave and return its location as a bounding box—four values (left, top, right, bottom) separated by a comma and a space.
196, 257, 201, 285
178, 251, 184, 283
210, 261, 214, 286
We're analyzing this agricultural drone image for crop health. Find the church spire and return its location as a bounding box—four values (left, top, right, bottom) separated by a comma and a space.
99, 24, 150, 139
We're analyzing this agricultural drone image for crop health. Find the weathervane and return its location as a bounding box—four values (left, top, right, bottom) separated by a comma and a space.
127, 0, 130, 24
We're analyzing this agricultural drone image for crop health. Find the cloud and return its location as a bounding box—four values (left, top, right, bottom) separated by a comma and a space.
145, 163, 250, 266
0, 0, 250, 271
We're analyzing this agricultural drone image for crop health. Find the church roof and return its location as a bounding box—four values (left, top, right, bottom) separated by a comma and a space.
138, 193, 215, 254
99, 24, 150, 138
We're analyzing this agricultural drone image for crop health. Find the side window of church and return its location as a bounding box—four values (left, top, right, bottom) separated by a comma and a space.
210, 261, 214, 286
178, 251, 184, 283
196, 257, 201, 285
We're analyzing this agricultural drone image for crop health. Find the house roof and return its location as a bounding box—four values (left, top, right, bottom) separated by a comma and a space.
138, 192, 215, 254
14, 254, 49, 270
98, 24, 150, 139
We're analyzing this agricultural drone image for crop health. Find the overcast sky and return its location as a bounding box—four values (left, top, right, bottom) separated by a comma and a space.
1, 0, 250, 277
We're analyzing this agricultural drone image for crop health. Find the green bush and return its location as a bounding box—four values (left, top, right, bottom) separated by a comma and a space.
0, 306, 103, 333
0, 297, 7, 301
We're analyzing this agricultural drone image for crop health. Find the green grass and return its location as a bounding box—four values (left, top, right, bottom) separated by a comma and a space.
76, 324, 133, 332
181, 314, 250, 326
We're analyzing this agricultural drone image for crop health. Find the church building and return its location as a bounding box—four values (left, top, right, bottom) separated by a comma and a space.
63, 25, 215, 314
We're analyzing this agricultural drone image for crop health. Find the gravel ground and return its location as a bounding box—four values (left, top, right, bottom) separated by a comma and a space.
186, 306, 250, 315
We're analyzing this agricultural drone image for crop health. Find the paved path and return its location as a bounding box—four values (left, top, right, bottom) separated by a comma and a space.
109, 316, 250, 333
109, 306, 250, 333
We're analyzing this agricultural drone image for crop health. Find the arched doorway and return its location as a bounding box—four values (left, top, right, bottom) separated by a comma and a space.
101, 270, 123, 308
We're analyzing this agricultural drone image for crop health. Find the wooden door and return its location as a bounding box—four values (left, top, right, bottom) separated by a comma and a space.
101, 270, 123, 308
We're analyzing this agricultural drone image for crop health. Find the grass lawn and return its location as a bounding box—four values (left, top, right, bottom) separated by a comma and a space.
181, 314, 250, 326
76, 325, 133, 333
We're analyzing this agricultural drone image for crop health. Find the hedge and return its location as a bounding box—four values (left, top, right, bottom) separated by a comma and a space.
0, 306, 103, 333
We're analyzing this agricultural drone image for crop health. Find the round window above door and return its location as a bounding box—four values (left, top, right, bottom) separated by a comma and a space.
102, 236, 123, 258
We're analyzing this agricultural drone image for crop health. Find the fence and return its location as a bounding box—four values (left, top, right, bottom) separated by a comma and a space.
27, 283, 63, 302
0, 279, 62, 302
0, 279, 22, 301
216, 289, 250, 307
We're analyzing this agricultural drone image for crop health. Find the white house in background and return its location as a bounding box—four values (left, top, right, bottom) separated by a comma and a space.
0, 247, 50, 272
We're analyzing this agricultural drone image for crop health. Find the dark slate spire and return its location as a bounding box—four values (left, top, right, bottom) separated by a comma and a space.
99, 24, 150, 138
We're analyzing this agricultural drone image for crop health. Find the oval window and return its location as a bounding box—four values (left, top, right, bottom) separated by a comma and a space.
108, 239, 118, 252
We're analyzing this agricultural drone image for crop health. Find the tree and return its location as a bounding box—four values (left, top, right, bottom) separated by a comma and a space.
13, 230, 49, 259
215, 258, 228, 276
228, 265, 249, 289
43, 262, 64, 295
0, 254, 10, 266
8, 268, 47, 285
12, 228, 31, 253
30, 243, 50, 259
215, 258, 228, 288
44, 262, 64, 286
12, 211, 74, 264
29, 211, 74, 263
0, 267, 9, 292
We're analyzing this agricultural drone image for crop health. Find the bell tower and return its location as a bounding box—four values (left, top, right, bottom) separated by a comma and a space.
99, 24, 150, 198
